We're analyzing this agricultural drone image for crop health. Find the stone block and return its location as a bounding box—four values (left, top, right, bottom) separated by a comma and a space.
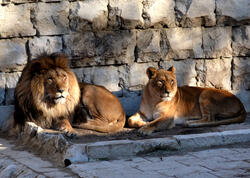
143, 0, 175, 28
136, 30, 161, 62
81, 66, 121, 92
232, 26, 250, 56
0, 39, 27, 72
0, 4, 36, 38
0, 0, 10, 4
165, 28, 203, 59
117, 91, 141, 116
232, 90, 250, 112
65, 31, 136, 67
216, 0, 250, 26
204, 58, 232, 90
203, 27, 232, 58
124, 62, 158, 91
232, 57, 250, 90
176, 0, 216, 27
29, 36, 63, 59
64, 32, 96, 58
0, 73, 5, 105
70, 0, 108, 31
5, 72, 21, 105
32, 2, 69, 35
0, 105, 14, 130
160, 59, 197, 86
108, 0, 143, 29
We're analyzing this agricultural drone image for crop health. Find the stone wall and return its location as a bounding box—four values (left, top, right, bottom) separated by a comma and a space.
0, 0, 249, 122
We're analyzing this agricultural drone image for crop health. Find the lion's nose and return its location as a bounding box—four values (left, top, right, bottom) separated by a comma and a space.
57, 89, 64, 93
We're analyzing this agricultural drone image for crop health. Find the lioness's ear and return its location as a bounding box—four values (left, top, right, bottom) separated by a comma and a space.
146, 67, 157, 79
168, 66, 175, 73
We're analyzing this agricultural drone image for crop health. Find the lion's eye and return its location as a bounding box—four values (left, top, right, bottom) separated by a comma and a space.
47, 78, 53, 84
171, 80, 174, 85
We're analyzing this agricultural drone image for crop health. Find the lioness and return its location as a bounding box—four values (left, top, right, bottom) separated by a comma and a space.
128, 67, 246, 135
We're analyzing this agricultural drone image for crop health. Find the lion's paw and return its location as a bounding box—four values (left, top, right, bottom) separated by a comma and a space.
64, 131, 78, 139
59, 127, 78, 138
138, 126, 154, 135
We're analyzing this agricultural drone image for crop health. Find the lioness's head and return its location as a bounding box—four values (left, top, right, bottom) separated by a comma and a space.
146, 66, 177, 101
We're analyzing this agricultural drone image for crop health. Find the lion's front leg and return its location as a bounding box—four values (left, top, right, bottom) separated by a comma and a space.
53, 118, 77, 138
139, 115, 175, 135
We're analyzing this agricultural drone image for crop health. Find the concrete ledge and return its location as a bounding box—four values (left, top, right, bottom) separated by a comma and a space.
18, 122, 250, 165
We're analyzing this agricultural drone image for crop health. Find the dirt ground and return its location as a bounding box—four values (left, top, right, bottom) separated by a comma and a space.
68, 114, 250, 144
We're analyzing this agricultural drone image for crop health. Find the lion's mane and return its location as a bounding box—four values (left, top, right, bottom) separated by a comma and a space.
14, 54, 80, 129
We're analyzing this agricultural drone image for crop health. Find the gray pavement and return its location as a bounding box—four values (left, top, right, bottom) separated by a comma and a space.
1, 137, 250, 178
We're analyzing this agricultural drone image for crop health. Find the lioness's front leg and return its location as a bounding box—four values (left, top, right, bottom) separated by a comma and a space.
128, 112, 147, 128
139, 115, 175, 135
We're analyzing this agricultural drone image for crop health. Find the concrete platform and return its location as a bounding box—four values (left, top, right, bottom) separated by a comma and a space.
2, 114, 249, 166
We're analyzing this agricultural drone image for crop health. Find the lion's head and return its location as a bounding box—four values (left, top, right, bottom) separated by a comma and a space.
146, 66, 177, 101
14, 54, 80, 128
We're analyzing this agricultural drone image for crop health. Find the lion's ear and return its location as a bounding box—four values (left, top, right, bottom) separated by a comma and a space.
146, 67, 157, 79
30, 61, 42, 74
168, 66, 175, 73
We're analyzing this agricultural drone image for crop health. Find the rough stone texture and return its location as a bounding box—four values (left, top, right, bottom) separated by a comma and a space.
0, 4, 36, 38
29, 36, 63, 59
0, 73, 5, 105
160, 59, 197, 86
65, 31, 136, 67
122, 62, 158, 91
136, 30, 162, 62
216, 0, 250, 26
176, 0, 216, 27
232, 90, 250, 112
117, 91, 141, 116
108, 0, 143, 29
5, 72, 21, 105
232, 26, 250, 57
203, 27, 232, 58
232, 57, 250, 90
0, 105, 14, 130
0, 39, 27, 72
32, 1, 69, 35
143, 0, 175, 28
204, 58, 232, 90
80, 66, 121, 92
70, 0, 108, 31
165, 28, 203, 59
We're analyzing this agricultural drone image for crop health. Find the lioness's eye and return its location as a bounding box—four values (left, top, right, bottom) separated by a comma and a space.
157, 81, 163, 87
171, 80, 174, 85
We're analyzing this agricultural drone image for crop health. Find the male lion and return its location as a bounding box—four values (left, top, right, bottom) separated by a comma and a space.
13, 54, 125, 135
14, 54, 80, 136
128, 67, 246, 135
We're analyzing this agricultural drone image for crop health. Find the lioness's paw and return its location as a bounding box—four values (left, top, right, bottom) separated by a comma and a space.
138, 126, 154, 135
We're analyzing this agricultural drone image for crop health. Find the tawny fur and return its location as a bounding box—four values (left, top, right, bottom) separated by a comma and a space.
14, 54, 80, 134
128, 67, 246, 135
73, 83, 126, 133
12, 54, 125, 134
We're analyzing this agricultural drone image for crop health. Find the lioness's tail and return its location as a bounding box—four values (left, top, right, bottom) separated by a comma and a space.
74, 114, 126, 133
187, 107, 247, 128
